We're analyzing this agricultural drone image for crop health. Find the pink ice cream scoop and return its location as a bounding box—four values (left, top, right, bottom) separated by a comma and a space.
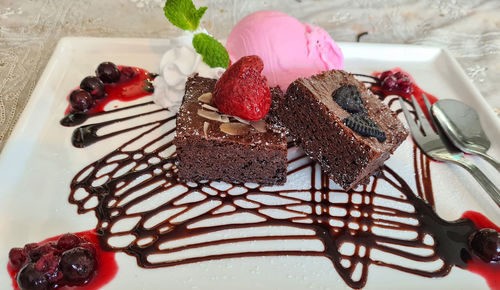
226, 10, 344, 91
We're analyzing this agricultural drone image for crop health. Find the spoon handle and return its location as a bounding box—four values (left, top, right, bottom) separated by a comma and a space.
474, 151, 500, 173
451, 158, 500, 207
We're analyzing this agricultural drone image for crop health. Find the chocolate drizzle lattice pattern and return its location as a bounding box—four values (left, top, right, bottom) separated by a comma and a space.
68, 95, 475, 289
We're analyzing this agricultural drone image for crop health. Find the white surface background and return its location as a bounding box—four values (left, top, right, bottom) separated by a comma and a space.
0, 0, 499, 152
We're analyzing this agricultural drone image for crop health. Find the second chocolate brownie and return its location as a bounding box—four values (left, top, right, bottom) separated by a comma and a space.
269, 70, 408, 190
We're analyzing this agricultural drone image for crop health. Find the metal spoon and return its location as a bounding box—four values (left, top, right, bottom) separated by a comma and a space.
431, 99, 500, 172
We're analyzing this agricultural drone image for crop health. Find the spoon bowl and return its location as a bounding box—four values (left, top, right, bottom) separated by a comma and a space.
432, 99, 500, 171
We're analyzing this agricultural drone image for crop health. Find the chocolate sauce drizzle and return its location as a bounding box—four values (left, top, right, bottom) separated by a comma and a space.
60, 101, 155, 127
66, 92, 478, 288
71, 107, 167, 148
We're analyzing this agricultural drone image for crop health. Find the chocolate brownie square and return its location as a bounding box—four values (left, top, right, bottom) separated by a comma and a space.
269, 69, 408, 190
173, 75, 288, 185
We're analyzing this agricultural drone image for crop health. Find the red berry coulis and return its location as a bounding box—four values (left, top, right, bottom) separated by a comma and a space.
373, 68, 438, 118
7, 230, 117, 290
63, 65, 154, 116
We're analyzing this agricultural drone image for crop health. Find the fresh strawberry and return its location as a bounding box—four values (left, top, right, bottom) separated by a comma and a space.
213, 55, 271, 121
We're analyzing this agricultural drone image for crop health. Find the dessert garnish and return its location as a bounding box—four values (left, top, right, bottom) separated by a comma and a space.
356, 68, 438, 119
379, 70, 413, 96
332, 85, 386, 142
9, 233, 98, 289
68, 61, 138, 113
164, 0, 228, 69
213, 55, 271, 121
152, 0, 227, 111
60, 62, 155, 127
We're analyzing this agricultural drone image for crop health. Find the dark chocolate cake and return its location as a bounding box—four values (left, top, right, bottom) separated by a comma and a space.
174, 75, 288, 185
269, 69, 408, 190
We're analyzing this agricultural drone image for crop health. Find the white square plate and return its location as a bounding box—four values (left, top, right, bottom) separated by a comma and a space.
0, 37, 499, 289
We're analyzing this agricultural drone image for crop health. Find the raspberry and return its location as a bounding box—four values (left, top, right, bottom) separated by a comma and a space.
213, 55, 271, 121
8, 247, 27, 271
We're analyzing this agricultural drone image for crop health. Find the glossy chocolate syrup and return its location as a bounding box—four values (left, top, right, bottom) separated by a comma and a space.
61, 101, 155, 127
71, 106, 166, 148
63, 71, 497, 288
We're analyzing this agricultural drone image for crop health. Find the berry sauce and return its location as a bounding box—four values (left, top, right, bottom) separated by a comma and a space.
461, 211, 500, 290
61, 65, 155, 127
373, 68, 438, 118
7, 230, 117, 290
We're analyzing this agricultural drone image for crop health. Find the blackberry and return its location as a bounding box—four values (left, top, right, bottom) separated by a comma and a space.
343, 113, 386, 142
332, 85, 366, 114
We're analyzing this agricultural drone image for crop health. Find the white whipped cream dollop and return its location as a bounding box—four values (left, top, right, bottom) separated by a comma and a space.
153, 31, 225, 112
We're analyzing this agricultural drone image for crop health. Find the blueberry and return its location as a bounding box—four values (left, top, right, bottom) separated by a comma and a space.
469, 228, 500, 263
56, 233, 81, 251
96, 62, 120, 83
60, 247, 96, 284
80, 76, 106, 99
69, 89, 94, 112
16, 263, 49, 290
9, 247, 27, 270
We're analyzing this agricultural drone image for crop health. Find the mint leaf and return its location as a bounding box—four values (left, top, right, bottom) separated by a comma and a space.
192, 33, 230, 69
164, 0, 207, 31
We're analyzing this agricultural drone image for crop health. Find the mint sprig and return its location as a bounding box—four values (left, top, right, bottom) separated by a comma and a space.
192, 33, 229, 69
164, 0, 207, 31
164, 0, 229, 69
